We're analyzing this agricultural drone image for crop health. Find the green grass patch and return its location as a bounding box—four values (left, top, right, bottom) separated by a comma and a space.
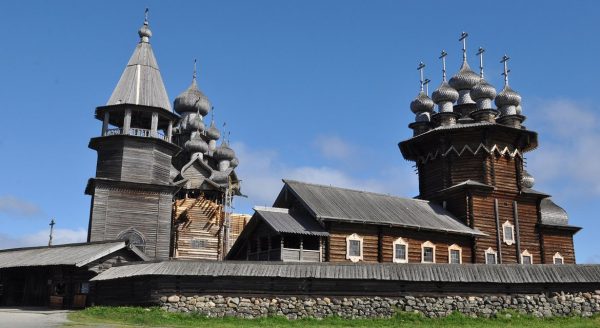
67, 306, 600, 328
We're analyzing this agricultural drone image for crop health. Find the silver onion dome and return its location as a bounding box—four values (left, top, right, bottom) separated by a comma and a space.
432, 82, 459, 104
213, 142, 236, 161
230, 157, 239, 168
471, 79, 496, 100
182, 113, 205, 132
174, 79, 211, 116
205, 121, 221, 140
521, 170, 535, 189
495, 85, 521, 106
138, 21, 152, 42
184, 134, 209, 154
410, 91, 435, 114
415, 111, 431, 122
449, 61, 480, 91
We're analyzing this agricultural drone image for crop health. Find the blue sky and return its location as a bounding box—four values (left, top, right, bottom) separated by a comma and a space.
0, 1, 599, 263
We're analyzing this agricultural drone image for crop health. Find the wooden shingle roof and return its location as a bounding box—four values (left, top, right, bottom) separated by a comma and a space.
281, 180, 484, 236
91, 260, 600, 284
254, 207, 329, 237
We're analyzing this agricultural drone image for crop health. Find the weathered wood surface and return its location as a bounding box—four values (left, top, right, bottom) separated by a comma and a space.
173, 197, 223, 260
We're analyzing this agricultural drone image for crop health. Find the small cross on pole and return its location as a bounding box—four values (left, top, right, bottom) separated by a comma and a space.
48, 219, 55, 247
476, 47, 485, 78
423, 78, 431, 96
417, 62, 426, 92
459, 32, 469, 61
500, 54, 511, 86
439, 50, 448, 81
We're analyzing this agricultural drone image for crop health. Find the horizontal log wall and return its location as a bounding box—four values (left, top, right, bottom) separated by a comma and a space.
541, 230, 576, 264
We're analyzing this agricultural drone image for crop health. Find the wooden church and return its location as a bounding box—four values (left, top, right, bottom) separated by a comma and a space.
227, 33, 580, 265
85, 12, 246, 261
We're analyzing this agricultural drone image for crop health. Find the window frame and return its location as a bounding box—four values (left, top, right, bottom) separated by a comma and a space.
485, 247, 498, 264
521, 249, 533, 264
392, 237, 409, 263
345, 233, 363, 262
421, 241, 436, 263
448, 244, 462, 264
502, 221, 515, 245
553, 252, 564, 264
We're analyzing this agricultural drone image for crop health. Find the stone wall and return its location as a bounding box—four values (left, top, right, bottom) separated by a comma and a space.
159, 291, 600, 319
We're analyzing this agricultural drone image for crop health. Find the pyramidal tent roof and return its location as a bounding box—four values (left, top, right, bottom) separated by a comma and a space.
107, 22, 171, 111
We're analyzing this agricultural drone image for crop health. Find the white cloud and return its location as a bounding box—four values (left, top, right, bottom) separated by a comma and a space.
313, 135, 356, 160
232, 141, 417, 212
526, 99, 600, 197
0, 196, 42, 217
0, 228, 87, 249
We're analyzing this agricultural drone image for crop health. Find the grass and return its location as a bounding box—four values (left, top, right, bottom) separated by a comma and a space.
67, 306, 600, 328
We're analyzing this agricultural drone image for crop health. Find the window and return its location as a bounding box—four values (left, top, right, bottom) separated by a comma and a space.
346, 233, 363, 262
448, 244, 462, 264
553, 252, 564, 264
485, 247, 498, 264
521, 250, 533, 264
421, 241, 436, 263
502, 221, 515, 245
117, 227, 146, 252
393, 237, 408, 263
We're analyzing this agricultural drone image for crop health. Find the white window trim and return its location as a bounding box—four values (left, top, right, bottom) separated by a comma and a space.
345, 233, 363, 262
553, 252, 564, 264
448, 244, 462, 264
502, 221, 515, 245
421, 241, 436, 263
392, 237, 409, 263
485, 247, 498, 264
520, 249, 533, 264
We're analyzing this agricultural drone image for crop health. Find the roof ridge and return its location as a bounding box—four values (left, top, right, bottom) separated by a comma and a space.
0, 239, 124, 253
283, 179, 430, 203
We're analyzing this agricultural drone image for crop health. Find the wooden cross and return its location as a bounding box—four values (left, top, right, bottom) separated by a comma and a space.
476, 47, 485, 78
439, 50, 448, 81
417, 62, 426, 92
423, 78, 431, 95
459, 32, 469, 61
144, 8, 149, 24
193, 59, 197, 81
48, 219, 55, 247
500, 54, 511, 85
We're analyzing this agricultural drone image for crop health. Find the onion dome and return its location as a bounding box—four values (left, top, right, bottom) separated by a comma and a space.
213, 142, 236, 161
432, 82, 459, 113
174, 78, 211, 116
495, 85, 522, 116
205, 121, 221, 140
230, 157, 239, 168
410, 91, 435, 114
471, 79, 497, 110
449, 61, 480, 91
184, 134, 208, 154
521, 170, 535, 189
138, 16, 152, 42
187, 113, 205, 132
415, 112, 431, 123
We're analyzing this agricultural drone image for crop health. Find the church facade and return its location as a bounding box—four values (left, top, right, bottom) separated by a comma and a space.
86, 13, 245, 261
228, 34, 580, 265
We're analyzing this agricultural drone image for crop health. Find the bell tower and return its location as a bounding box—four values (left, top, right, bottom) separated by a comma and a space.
85, 11, 180, 259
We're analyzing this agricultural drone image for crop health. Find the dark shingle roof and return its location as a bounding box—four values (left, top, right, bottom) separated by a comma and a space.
0, 240, 147, 269
255, 207, 329, 237
91, 260, 600, 284
282, 180, 484, 236
540, 198, 569, 226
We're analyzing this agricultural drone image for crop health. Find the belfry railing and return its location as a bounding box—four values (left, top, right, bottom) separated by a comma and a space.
104, 128, 168, 141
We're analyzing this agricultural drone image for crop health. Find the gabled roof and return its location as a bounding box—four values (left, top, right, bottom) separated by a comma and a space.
254, 206, 329, 237
279, 180, 484, 237
0, 240, 148, 269
107, 39, 171, 111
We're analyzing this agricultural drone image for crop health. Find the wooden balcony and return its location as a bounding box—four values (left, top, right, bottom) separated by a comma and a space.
104, 128, 169, 142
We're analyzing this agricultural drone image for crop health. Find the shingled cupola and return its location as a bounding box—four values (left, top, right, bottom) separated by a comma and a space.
86, 10, 181, 260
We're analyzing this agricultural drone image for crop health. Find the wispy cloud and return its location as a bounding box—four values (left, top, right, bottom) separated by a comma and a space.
232, 140, 417, 211
313, 135, 357, 161
0, 196, 42, 217
526, 99, 600, 197
0, 228, 87, 249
